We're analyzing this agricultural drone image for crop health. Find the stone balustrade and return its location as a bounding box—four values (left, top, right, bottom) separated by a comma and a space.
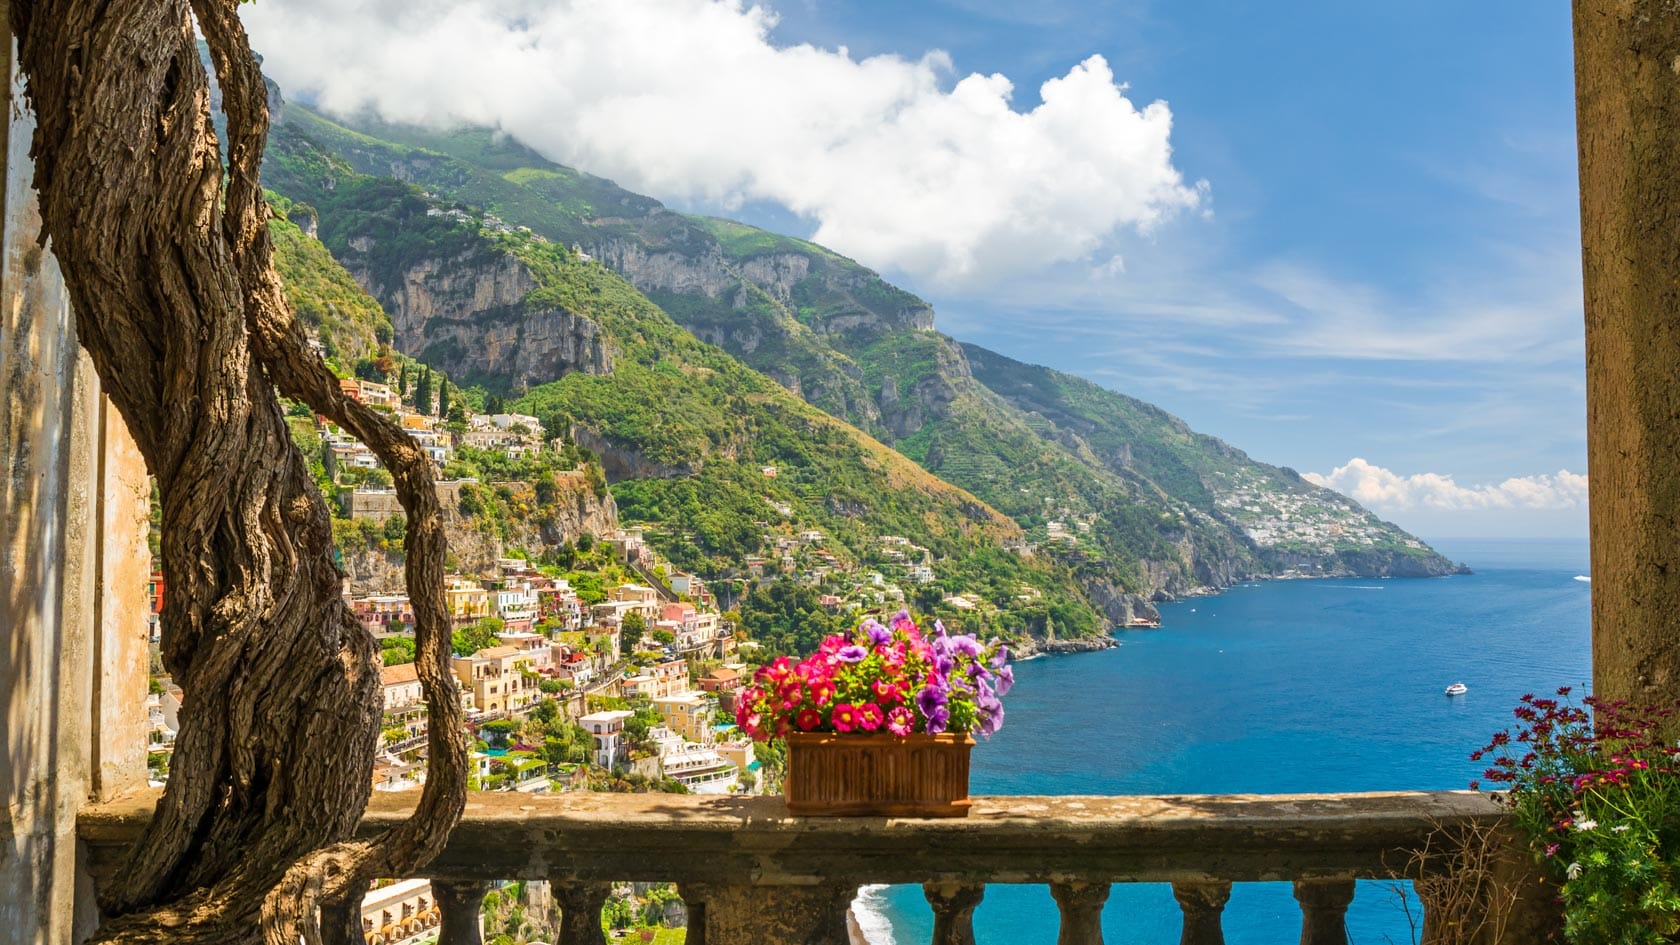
76, 789, 1558, 945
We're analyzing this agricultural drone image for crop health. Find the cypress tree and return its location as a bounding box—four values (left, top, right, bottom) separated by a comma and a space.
414, 367, 434, 415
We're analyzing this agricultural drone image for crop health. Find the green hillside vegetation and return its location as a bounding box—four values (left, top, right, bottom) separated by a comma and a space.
262, 114, 1106, 639
958, 344, 1448, 564
268, 194, 392, 364
266, 106, 882, 427
262, 108, 1204, 595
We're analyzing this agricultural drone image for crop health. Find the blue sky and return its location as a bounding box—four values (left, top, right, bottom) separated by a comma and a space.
247, 0, 1588, 538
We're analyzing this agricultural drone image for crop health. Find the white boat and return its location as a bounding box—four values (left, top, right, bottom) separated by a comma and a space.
1444, 682, 1468, 696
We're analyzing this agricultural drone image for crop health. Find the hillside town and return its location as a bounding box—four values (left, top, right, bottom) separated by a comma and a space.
146, 376, 765, 812
1209, 467, 1430, 554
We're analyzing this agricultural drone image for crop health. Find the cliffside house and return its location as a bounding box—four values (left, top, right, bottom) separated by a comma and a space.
579, 710, 634, 768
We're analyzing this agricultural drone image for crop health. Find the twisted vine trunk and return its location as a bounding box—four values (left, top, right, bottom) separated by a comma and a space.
12, 0, 467, 941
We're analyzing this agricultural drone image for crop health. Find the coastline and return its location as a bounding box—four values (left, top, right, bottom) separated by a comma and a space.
1010, 634, 1120, 659
849, 887, 894, 945
1006, 565, 1471, 663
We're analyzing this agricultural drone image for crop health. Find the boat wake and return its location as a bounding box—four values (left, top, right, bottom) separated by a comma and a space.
851, 885, 899, 945
1574, 575, 1591, 583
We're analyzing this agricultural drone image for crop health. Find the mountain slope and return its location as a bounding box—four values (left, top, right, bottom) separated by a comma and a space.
264, 101, 1459, 627
263, 111, 1106, 639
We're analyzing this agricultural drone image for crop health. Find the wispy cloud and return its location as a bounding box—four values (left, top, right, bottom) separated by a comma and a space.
245, 0, 1204, 290
1249, 248, 1584, 364
1305, 457, 1587, 513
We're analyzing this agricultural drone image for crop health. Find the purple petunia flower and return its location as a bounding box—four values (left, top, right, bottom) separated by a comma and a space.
949, 634, 982, 658
916, 684, 948, 718
994, 664, 1015, 696
864, 621, 893, 647
924, 705, 951, 735
990, 645, 1010, 669
836, 645, 869, 663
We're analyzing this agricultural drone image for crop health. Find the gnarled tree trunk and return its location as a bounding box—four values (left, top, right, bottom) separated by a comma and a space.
11, 0, 467, 941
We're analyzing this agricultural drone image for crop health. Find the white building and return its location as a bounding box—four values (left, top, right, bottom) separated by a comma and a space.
360, 878, 438, 945
580, 709, 633, 768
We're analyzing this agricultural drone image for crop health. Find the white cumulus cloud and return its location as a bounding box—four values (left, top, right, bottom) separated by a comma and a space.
242, 0, 1205, 288
1305, 458, 1588, 513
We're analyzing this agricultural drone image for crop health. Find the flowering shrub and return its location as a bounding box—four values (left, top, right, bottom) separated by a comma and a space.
734, 610, 1012, 741
1475, 688, 1680, 943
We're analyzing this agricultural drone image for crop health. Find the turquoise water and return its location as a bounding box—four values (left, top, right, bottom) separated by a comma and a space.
866, 538, 1592, 944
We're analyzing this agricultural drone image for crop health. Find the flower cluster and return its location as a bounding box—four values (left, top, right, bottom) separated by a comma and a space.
733, 611, 1012, 741
1474, 688, 1680, 942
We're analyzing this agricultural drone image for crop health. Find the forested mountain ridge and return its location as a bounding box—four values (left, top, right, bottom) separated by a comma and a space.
262, 97, 1461, 630
263, 113, 1109, 641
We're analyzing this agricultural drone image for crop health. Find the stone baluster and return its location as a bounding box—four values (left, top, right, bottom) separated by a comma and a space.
675, 883, 854, 945
1050, 882, 1110, 945
1171, 881, 1231, 945
924, 883, 985, 945
433, 879, 491, 945
551, 880, 612, 945
1293, 879, 1356, 945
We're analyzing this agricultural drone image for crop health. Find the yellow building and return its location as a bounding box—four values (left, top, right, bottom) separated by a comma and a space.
654, 692, 714, 745
445, 578, 490, 622
450, 646, 538, 715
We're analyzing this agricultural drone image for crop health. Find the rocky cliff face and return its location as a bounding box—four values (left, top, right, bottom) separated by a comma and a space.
347, 247, 612, 388
588, 231, 933, 338
569, 426, 701, 481
875, 337, 972, 439
341, 473, 619, 594
591, 237, 735, 299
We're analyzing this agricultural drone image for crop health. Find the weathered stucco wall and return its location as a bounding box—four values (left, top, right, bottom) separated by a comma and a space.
1, 6, 152, 941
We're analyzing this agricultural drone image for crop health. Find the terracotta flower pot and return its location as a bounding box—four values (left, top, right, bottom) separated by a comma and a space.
784, 731, 974, 817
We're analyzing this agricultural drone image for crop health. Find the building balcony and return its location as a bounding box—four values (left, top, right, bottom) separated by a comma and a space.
77, 787, 1553, 944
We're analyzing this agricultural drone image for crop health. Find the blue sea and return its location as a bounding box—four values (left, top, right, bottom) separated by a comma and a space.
859, 538, 1592, 945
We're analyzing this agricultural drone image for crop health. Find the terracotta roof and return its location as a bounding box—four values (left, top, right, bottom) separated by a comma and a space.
380, 663, 419, 687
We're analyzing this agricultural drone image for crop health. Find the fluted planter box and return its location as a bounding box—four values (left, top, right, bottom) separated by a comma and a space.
784, 732, 974, 817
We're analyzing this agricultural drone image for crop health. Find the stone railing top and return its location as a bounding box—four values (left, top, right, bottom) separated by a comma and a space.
79, 789, 1504, 886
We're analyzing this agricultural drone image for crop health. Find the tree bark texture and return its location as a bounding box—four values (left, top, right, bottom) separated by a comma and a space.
1574, 0, 1680, 721
10, 0, 466, 941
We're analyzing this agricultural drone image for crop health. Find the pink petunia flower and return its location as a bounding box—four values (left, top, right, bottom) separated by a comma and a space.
887, 706, 915, 737
857, 703, 885, 732
832, 703, 860, 733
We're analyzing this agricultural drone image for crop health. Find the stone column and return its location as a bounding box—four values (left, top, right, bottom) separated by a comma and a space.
1050, 882, 1109, 945
1574, 0, 1680, 719
678, 882, 853, 945
432, 879, 490, 945
551, 880, 610, 945
1171, 881, 1230, 945
1293, 879, 1354, 945
924, 883, 985, 945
